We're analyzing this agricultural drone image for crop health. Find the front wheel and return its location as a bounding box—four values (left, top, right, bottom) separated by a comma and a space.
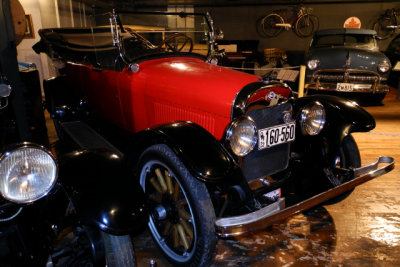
138, 144, 216, 267
49, 225, 136, 266
324, 134, 361, 204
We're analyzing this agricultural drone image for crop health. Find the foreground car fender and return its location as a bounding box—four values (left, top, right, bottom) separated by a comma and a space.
292, 94, 375, 166
131, 121, 237, 184
58, 149, 148, 235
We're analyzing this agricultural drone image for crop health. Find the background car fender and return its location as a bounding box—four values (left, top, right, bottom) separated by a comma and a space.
292, 94, 375, 166
130, 121, 238, 184
57, 148, 148, 236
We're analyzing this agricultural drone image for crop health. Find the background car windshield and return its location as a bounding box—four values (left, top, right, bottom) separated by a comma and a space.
113, 13, 211, 61
313, 34, 377, 49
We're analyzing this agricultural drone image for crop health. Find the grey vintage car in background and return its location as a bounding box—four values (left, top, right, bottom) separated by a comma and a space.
305, 28, 391, 104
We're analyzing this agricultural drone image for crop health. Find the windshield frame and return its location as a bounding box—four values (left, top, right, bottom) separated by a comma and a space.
106, 10, 216, 64
311, 33, 378, 50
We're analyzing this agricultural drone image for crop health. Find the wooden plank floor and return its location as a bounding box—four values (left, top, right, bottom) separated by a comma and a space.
132, 90, 400, 267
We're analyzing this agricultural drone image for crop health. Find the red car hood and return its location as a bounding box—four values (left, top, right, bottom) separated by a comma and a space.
140, 57, 260, 120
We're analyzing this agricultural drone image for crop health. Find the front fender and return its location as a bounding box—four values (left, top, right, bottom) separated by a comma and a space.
58, 149, 147, 236
292, 94, 375, 166
130, 121, 237, 184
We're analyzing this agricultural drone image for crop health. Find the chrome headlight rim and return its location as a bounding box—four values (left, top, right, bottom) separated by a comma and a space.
226, 116, 257, 157
299, 101, 326, 136
0, 142, 58, 204
307, 59, 320, 70
378, 60, 391, 73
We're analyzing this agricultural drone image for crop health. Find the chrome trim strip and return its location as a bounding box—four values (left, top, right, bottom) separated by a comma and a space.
215, 156, 394, 238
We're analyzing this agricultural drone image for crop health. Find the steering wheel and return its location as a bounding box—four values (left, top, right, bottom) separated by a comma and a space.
157, 33, 193, 53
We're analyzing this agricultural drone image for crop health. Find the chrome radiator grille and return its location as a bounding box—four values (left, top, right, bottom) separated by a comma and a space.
313, 69, 380, 84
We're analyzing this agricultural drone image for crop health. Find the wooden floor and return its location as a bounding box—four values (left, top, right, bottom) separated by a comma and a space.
131, 90, 400, 267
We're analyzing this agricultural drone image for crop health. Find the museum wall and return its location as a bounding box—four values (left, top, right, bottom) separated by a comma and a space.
197, 1, 400, 65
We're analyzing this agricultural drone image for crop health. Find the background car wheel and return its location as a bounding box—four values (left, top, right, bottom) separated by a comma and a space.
49, 225, 136, 267
138, 144, 217, 267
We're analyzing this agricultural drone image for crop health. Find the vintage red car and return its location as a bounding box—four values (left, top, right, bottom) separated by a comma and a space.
34, 10, 394, 267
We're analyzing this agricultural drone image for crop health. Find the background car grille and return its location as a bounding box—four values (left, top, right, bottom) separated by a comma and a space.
313, 69, 380, 84
241, 102, 292, 182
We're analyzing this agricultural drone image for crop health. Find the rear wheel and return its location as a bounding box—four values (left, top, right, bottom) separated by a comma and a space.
261, 13, 284, 37
373, 16, 395, 40
138, 144, 216, 267
295, 14, 315, 37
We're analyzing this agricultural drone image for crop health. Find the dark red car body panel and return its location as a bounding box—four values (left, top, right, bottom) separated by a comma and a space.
63, 57, 260, 139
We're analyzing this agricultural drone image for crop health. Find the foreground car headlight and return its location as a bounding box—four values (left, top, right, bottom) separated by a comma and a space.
307, 59, 320, 70
378, 60, 391, 73
300, 102, 326, 135
0, 145, 57, 203
226, 117, 257, 157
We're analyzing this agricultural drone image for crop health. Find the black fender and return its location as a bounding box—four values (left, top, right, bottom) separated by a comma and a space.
57, 149, 148, 236
292, 94, 375, 166
129, 121, 237, 184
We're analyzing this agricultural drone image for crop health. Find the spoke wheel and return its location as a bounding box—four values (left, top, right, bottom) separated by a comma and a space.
261, 13, 284, 37
295, 14, 315, 37
373, 17, 395, 40
157, 33, 193, 52
139, 144, 216, 267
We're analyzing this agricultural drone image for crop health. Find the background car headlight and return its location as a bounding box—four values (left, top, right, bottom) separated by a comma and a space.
0, 145, 57, 203
307, 59, 320, 70
226, 117, 257, 157
378, 60, 391, 73
300, 102, 326, 136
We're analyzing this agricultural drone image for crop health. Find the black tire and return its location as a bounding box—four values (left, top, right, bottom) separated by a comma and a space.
373, 16, 395, 40
295, 14, 315, 37
49, 225, 136, 266
261, 13, 284, 37
138, 144, 217, 267
324, 134, 361, 204
102, 232, 136, 267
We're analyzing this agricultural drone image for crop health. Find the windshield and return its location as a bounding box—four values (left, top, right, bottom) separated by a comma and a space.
93, 12, 211, 62
312, 34, 377, 50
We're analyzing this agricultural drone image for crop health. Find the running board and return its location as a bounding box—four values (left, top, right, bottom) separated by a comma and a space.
215, 156, 394, 238
60, 121, 123, 157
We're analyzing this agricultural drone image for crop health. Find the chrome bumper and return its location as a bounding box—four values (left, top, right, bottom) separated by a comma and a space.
215, 156, 394, 238
305, 83, 390, 93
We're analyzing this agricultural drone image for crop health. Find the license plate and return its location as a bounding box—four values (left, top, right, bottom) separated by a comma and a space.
336, 83, 354, 91
258, 122, 295, 150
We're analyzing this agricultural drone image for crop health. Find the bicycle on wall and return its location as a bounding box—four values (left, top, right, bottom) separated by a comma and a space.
259, 4, 319, 38
372, 8, 400, 40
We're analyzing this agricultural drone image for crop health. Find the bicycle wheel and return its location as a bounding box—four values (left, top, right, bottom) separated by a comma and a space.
294, 14, 315, 37
373, 16, 395, 40
261, 13, 284, 37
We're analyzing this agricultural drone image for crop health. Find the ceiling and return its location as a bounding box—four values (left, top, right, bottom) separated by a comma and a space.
85, 0, 399, 9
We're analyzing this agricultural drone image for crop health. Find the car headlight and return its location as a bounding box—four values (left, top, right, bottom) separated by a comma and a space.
226, 117, 257, 157
307, 59, 319, 70
300, 102, 326, 136
0, 145, 57, 203
378, 60, 391, 73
